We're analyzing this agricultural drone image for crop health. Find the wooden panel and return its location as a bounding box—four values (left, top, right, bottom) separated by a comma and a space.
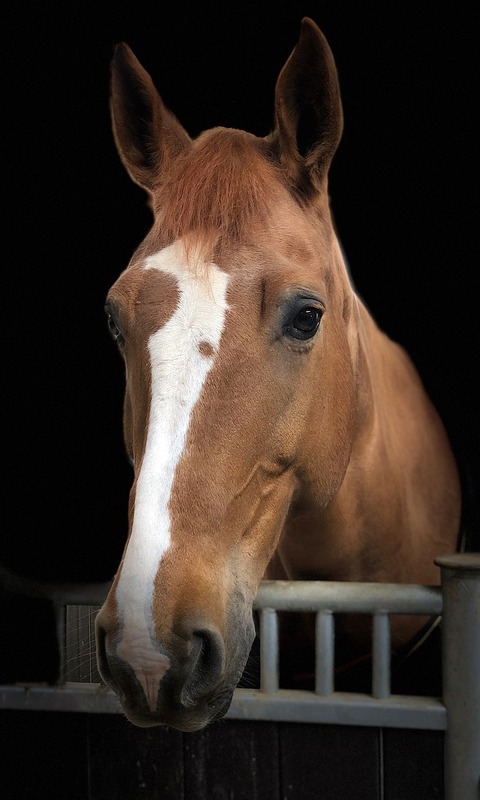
2, 709, 446, 799
279, 723, 381, 800
183, 720, 279, 800
2, 710, 89, 799
88, 714, 184, 800
383, 728, 444, 800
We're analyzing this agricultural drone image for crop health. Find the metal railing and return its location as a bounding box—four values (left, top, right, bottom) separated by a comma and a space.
1, 553, 479, 799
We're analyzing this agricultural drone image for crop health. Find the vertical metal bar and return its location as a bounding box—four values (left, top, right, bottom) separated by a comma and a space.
435, 554, 480, 800
315, 610, 334, 695
372, 612, 390, 699
260, 607, 279, 693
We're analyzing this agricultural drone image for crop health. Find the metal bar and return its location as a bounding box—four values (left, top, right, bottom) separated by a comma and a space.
436, 554, 480, 800
315, 610, 334, 695
254, 581, 441, 615
0, 683, 122, 715
229, 688, 446, 730
13, 577, 439, 615
372, 612, 390, 699
259, 608, 278, 693
0, 684, 447, 730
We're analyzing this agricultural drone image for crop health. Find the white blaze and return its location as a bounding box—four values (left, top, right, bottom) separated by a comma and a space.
115, 241, 229, 706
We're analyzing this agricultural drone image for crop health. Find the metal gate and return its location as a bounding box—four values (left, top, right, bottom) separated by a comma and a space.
1, 553, 479, 799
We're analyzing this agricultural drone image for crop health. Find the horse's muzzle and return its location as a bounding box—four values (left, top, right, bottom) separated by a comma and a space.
95, 614, 244, 731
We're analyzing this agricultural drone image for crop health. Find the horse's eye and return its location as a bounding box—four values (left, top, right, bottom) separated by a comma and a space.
106, 312, 124, 345
285, 306, 322, 340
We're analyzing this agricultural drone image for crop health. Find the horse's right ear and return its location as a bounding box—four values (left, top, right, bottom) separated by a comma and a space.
110, 42, 192, 194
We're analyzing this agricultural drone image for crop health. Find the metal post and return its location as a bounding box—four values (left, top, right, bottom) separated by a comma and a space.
372, 612, 391, 699
315, 610, 334, 695
260, 607, 279, 693
435, 554, 480, 800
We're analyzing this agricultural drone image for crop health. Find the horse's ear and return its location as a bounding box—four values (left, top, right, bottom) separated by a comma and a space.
110, 43, 192, 194
269, 18, 343, 195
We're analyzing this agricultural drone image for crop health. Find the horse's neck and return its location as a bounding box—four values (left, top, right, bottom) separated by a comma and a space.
277, 299, 461, 589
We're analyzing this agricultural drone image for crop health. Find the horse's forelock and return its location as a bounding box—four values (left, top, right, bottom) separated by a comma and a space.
154, 128, 283, 264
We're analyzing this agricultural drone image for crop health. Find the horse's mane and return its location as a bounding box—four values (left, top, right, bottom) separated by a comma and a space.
154, 128, 283, 262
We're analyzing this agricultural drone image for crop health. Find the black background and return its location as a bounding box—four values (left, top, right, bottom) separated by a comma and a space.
3, 0, 478, 590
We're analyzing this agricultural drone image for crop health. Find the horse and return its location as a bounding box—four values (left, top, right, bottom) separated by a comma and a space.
95, 17, 461, 732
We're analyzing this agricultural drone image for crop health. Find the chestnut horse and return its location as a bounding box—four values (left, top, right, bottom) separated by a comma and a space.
95, 18, 461, 731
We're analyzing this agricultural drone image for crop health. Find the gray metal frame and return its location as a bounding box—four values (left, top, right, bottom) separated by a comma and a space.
1, 553, 479, 799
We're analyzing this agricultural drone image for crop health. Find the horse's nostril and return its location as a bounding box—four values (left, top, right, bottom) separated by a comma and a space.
181, 626, 225, 707
192, 629, 214, 672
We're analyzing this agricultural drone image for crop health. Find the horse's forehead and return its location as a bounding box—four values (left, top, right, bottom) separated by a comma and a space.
111, 244, 334, 335
110, 190, 336, 327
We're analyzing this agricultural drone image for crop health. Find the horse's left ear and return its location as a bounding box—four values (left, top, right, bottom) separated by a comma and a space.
269, 17, 343, 195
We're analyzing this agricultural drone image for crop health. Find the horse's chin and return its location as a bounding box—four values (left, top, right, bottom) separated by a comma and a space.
119, 688, 234, 732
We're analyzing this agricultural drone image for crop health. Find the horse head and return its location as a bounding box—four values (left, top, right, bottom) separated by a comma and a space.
95, 18, 460, 730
